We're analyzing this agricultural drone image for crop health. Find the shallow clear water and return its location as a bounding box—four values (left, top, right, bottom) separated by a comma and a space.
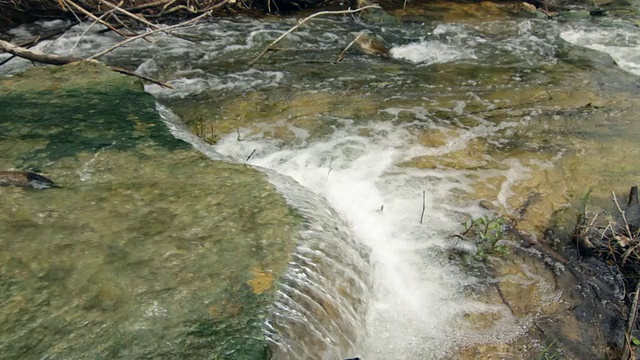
2, 3, 640, 358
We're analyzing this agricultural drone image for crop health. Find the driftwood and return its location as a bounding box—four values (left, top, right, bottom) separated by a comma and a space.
0, 39, 81, 65
0, 21, 78, 67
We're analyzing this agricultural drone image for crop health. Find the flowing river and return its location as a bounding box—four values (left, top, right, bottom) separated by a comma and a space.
2, 2, 640, 358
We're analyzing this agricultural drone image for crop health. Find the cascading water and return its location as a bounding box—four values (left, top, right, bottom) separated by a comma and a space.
209, 115, 528, 359
4, 5, 640, 358
160, 103, 527, 359
159, 104, 372, 359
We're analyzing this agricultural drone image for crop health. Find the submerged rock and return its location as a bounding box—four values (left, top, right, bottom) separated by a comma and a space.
354, 32, 391, 57
0, 170, 57, 189
0, 61, 368, 359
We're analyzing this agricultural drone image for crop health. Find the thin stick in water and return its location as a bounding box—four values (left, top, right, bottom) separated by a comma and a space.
70, 9, 117, 55
336, 31, 364, 62
420, 190, 426, 224
110, 67, 172, 88
245, 149, 257, 162
248, 5, 381, 66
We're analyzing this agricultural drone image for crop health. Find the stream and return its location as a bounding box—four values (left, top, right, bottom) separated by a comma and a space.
2, 2, 640, 359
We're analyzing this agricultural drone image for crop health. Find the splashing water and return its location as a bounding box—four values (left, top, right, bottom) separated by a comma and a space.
561, 22, 640, 76
159, 104, 372, 359
208, 118, 528, 359
5, 6, 640, 357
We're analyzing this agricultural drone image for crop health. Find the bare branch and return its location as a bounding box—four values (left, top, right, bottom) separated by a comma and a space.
61, 0, 129, 37
336, 31, 364, 62
613, 190, 634, 241
69, 9, 117, 55
0, 40, 170, 88
248, 5, 382, 66
0, 39, 81, 65
110, 66, 172, 88
98, 0, 159, 29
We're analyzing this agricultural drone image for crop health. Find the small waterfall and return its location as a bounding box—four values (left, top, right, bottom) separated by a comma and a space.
158, 104, 372, 359
262, 172, 371, 359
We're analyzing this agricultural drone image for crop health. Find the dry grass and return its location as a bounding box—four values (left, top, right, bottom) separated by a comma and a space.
574, 187, 640, 359
575, 189, 640, 274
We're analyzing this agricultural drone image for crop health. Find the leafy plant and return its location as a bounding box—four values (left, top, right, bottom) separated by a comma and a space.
461, 215, 509, 260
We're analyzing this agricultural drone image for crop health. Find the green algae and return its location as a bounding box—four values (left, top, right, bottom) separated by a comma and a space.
0, 61, 301, 359
0, 62, 188, 170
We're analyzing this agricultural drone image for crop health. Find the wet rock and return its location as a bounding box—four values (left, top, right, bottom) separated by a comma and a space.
518, 2, 548, 18
0, 171, 57, 189
558, 9, 592, 19
354, 32, 390, 57
356, 0, 398, 24
0, 62, 303, 359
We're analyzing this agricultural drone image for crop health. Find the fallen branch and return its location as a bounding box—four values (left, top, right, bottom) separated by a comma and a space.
0, 39, 81, 65
111, 67, 172, 88
0, 40, 171, 88
0, 21, 78, 67
61, 0, 129, 37
98, 0, 159, 29
69, 9, 116, 55
420, 190, 426, 224
127, 0, 175, 11
248, 5, 382, 66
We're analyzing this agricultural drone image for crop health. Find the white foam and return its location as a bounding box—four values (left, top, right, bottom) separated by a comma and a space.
213, 120, 527, 359
561, 26, 640, 76
145, 69, 285, 98
390, 40, 476, 64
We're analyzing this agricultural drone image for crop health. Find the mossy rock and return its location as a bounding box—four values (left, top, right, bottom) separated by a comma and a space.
0, 61, 301, 359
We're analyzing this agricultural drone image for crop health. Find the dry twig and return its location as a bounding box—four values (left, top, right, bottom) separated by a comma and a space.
69, 9, 117, 55
61, 0, 129, 37
336, 31, 364, 62
248, 5, 382, 66
110, 66, 172, 88
98, 0, 158, 28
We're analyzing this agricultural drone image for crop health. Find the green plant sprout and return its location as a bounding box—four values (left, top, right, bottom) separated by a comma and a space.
461, 215, 509, 260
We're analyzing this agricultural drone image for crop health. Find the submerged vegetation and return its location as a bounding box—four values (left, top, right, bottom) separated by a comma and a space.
458, 215, 510, 260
